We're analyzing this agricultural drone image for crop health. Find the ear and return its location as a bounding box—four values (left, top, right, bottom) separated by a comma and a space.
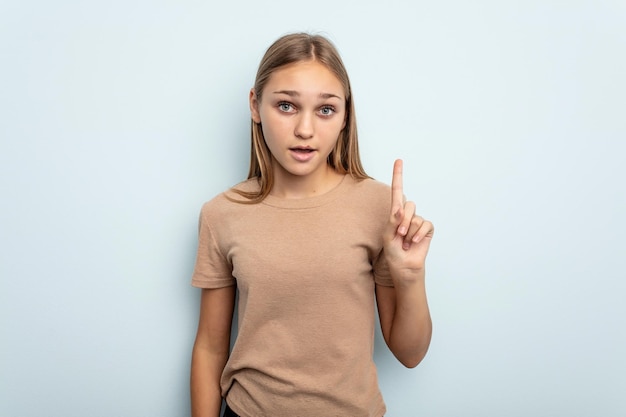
249, 88, 261, 123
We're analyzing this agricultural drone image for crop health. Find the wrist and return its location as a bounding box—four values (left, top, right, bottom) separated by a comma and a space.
390, 266, 426, 287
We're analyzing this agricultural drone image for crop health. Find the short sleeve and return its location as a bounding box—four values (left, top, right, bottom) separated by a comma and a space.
191, 203, 236, 289
373, 249, 394, 287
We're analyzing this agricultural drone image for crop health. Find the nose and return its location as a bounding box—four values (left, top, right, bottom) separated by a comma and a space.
294, 113, 314, 139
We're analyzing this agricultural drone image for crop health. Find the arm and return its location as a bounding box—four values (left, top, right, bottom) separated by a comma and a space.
376, 278, 431, 368
378, 159, 434, 368
191, 286, 236, 417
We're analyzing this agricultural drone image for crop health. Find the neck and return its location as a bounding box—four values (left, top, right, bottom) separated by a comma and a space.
270, 164, 344, 199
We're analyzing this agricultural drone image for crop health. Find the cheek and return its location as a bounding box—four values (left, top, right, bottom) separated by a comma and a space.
261, 113, 294, 142
260, 118, 280, 142
324, 121, 345, 141
260, 125, 274, 149
260, 120, 287, 154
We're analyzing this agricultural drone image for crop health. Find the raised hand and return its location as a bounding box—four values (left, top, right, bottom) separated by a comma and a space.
383, 159, 434, 274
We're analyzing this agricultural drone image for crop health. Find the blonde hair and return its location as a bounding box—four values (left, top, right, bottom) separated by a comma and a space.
233, 33, 369, 203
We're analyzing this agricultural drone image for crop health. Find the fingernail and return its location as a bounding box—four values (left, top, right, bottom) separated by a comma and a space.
398, 226, 407, 235
403, 242, 411, 250
413, 235, 421, 243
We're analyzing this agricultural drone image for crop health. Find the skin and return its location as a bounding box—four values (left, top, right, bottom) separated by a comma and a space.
250, 60, 347, 198
191, 60, 434, 417
378, 159, 433, 368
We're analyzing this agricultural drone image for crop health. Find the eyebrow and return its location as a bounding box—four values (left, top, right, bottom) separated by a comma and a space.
272, 90, 343, 100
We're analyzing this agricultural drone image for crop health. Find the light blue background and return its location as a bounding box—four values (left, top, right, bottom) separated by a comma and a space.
1, 1, 625, 416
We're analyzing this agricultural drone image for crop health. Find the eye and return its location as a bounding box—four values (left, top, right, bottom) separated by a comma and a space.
319, 106, 335, 116
278, 101, 295, 113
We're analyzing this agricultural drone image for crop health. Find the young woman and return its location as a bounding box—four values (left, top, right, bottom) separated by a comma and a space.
190, 33, 434, 417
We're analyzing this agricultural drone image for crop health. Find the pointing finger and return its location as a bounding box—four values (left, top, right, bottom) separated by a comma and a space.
391, 159, 404, 217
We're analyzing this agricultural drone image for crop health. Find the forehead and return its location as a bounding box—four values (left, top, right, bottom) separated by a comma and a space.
265, 60, 345, 98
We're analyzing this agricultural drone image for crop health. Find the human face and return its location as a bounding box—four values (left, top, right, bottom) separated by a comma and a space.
250, 60, 346, 190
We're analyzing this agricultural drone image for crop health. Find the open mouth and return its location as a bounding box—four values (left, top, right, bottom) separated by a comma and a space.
289, 147, 316, 162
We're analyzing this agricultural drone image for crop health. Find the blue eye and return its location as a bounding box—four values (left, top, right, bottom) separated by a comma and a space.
320, 106, 335, 116
278, 102, 294, 112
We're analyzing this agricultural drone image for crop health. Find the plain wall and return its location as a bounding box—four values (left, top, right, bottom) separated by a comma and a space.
1, 0, 625, 416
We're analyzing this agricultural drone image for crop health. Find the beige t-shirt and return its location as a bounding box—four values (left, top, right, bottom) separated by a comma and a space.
192, 175, 394, 417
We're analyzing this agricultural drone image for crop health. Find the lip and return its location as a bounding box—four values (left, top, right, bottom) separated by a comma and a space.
289, 147, 316, 162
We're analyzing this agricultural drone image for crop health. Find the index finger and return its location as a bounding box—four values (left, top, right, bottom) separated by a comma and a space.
391, 159, 404, 213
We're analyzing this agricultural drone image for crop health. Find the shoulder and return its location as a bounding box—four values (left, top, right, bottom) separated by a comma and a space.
199, 178, 261, 218
228, 177, 262, 196
339, 176, 391, 214
353, 177, 391, 195
347, 176, 391, 202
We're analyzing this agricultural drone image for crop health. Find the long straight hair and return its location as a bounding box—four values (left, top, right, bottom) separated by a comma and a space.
232, 33, 369, 203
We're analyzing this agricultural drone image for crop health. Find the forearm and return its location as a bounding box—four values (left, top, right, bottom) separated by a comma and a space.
190, 346, 228, 417
388, 268, 432, 368
380, 158, 435, 367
